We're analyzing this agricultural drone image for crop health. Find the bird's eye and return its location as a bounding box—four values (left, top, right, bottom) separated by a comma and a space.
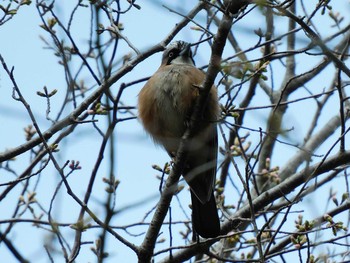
168, 52, 174, 58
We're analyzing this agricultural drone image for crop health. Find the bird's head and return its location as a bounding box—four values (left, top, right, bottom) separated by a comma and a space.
161, 41, 195, 66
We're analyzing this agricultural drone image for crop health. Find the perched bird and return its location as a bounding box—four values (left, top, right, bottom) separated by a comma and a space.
138, 41, 220, 238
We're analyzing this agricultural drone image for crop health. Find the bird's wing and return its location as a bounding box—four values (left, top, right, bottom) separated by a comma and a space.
183, 123, 218, 204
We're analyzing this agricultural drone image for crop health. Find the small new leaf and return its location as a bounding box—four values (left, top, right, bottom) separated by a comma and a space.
7, 9, 17, 15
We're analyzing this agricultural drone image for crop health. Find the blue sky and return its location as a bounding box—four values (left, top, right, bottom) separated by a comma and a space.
1, 1, 350, 262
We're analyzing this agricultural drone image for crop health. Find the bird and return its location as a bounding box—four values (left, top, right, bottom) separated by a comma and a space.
138, 41, 220, 238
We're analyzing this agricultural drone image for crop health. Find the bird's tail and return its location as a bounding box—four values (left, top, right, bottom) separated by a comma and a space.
190, 191, 220, 238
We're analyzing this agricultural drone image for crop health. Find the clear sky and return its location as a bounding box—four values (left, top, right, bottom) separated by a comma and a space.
1, 1, 350, 262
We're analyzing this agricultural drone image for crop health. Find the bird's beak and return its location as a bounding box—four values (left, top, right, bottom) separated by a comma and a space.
179, 42, 191, 58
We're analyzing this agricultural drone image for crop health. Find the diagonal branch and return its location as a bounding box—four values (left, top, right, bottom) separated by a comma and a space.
160, 150, 350, 262
266, 199, 350, 257
0, 2, 205, 163
274, 5, 350, 78
138, 3, 236, 262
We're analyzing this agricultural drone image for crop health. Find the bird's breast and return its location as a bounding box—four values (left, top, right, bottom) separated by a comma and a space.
138, 64, 205, 153
156, 67, 195, 112
153, 67, 195, 137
